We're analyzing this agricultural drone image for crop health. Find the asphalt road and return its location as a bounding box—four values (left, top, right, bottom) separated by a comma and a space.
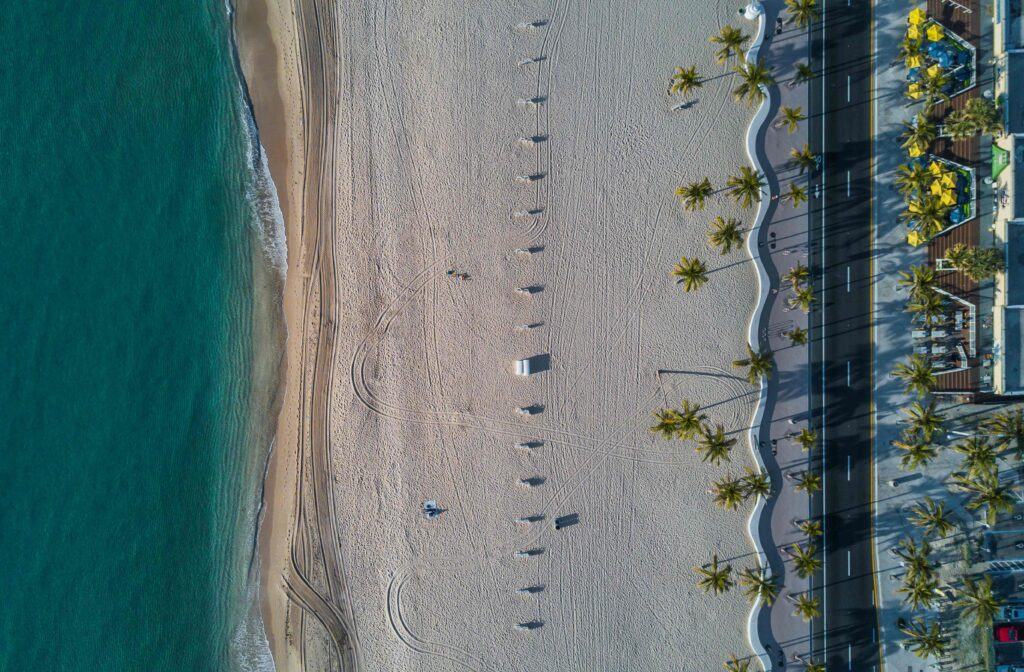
807, 0, 880, 670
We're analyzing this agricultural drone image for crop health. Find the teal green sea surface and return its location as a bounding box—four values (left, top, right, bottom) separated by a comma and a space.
0, 2, 281, 670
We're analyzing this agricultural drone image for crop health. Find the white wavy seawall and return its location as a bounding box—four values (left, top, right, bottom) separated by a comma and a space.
739, 7, 775, 672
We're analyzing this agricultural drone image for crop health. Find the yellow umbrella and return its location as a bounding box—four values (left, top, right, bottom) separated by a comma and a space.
908, 24, 922, 40
907, 54, 924, 68
927, 23, 945, 41
941, 190, 957, 206
908, 231, 924, 246
930, 180, 944, 196
907, 82, 923, 99
926, 63, 942, 78
928, 160, 943, 175
941, 172, 957, 188
908, 143, 925, 158
909, 7, 927, 24
908, 200, 923, 214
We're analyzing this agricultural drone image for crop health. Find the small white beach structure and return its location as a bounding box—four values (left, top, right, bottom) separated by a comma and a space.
515, 358, 533, 376
741, 0, 764, 20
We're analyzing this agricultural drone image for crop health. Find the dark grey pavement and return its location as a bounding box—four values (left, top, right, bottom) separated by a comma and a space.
808, 0, 880, 670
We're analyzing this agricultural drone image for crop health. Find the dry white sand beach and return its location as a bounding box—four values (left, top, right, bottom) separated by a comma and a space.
237, 0, 765, 669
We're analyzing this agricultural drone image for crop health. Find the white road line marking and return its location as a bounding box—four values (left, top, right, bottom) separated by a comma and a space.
820, 0, 829, 651
847, 549, 851, 575
846, 266, 851, 292
847, 454, 851, 481
847, 170, 851, 196
872, 628, 876, 643
848, 643, 853, 670
847, 75, 851, 101
847, 360, 852, 386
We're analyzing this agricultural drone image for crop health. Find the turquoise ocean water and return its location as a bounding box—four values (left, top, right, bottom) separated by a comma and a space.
0, 2, 282, 670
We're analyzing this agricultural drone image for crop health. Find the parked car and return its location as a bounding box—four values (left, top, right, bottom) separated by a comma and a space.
995, 625, 1022, 643
995, 665, 1024, 672
998, 605, 1024, 622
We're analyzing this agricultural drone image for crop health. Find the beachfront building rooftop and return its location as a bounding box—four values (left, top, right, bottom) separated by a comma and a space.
991, 0, 1024, 394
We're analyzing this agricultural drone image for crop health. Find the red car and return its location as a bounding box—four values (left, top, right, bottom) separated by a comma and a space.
996, 625, 1022, 643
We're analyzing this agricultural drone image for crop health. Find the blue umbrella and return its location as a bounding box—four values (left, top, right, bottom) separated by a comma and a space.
908, 67, 921, 82
950, 208, 964, 224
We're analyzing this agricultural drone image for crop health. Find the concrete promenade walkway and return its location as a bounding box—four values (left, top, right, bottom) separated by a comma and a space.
747, 1, 817, 668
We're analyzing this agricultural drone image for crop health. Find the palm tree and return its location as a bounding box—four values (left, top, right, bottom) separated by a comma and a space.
904, 290, 946, 327
694, 554, 733, 594
675, 399, 707, 440
675, 177, 714, 211
895, 35, 924, 68
649, 407, 684, 439
897, 264, 936, 300
725, 165, 766, 208
707, 216, 744, 254
783, 262, 810, 287
669, 65, 702, 96
709, 25, 750, 63
907, 496, 956, 538
784, 326, 809, 346
742, 469, 772, 499
952, 436, 999, 479
738, 567, 780, 605
802, 661, 826, 672
921, 68, 951, 111
945, 110, 977, 140
790, 592, 821, 621
732, 345, 774, 385
785, 0, 820, 27
895, 163, 931, 198
794, 470, 822, 494
696, 424, 737, 465
900, 196, 952, 240
775, 105, 807, 133
789, 285, 814, 313
954, 470, 1015, 526
794, 427, 817, 451
671, 256, 708, 292
945, 242, 972, 270
732, 59, 775, 107
711, 475, 746, 510
893, 536, 933, 577
790, 144, 817, 175
796, 518, 822, 539
900, 113, 937, 151
899, 617, 949, 660
789, 62, 815, 88
897, 573, 940, 610
986, 408, 1024, 456
892, 353, 935, 398
724, 655, 751, 672
956, 574, 999, 626
903, 399, 945, 442
893, 434, 939, 471
964, 97, 1004, 135
783, 182, 808, 207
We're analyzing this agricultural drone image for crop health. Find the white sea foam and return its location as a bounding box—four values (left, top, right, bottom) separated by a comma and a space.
230, 578, 277, 672
238, 87, 288, 275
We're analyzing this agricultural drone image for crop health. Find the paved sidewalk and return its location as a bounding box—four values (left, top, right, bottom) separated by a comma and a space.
747, 1, 817, 668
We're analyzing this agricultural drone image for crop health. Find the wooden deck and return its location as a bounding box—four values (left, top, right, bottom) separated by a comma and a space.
926, 0, 981, 45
